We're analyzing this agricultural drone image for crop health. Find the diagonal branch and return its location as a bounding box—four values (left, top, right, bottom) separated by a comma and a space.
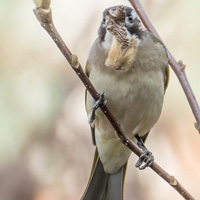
129, 0, 200, 133
33, 2, 196, 200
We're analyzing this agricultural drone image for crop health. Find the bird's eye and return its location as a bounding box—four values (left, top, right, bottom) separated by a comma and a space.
103, 18, 106, 23
128, 16, 134, 23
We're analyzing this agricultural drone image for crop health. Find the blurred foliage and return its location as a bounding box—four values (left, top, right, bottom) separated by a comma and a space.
0, 0, 200, 200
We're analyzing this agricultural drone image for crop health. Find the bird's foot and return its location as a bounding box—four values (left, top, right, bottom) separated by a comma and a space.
92, 92, 107, 110
88, 93, 107, 145
135, 135, 154, 170
89, 92, 107, 123
135, 147, 154, 170
88, 93, 107, 125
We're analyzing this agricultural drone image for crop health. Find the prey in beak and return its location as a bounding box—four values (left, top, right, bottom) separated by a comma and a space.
98, 5, 141, 71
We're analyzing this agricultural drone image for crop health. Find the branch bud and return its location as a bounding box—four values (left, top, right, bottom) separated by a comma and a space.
33, 0, 51, 10
71, 54, 79, 69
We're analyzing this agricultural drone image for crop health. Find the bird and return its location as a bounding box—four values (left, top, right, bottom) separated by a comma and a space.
82, 5, 169, 200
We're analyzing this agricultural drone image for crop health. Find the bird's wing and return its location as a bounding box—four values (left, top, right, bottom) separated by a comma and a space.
150, 32, 170, 93
164, 64, 170, 93
85, 61, 96, 145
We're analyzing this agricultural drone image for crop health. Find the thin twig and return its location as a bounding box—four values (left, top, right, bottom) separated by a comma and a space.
129, 0, 200, 133
33, 2, 196, 200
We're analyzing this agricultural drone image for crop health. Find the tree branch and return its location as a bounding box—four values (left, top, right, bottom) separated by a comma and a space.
33, 2, 196, 200
129, 0, 200, 133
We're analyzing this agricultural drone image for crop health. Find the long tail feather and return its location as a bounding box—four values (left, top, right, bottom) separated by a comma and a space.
81, 150, 127, 200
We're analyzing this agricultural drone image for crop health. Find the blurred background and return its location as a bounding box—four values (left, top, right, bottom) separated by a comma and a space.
0, 0, 200, 199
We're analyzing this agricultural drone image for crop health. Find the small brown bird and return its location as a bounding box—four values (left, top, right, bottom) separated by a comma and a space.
82, 5, 169, 200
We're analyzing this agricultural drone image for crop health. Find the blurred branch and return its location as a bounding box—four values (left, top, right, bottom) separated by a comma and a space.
33, 1, 195, 200
129, 0, 200, 133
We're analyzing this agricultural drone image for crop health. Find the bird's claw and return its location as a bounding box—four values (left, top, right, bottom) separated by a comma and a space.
135, 149, 154, 170
88, 93, 107, 146
89, 93, 107, 125
92, 92, 107, 110
89, 93, 107, 124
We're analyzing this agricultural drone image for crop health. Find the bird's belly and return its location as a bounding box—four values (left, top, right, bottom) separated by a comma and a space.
87, 68, 164, 173
90, 69, 164, 135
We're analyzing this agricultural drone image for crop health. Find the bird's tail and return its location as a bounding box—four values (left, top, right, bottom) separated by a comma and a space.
81, 149, 127, 200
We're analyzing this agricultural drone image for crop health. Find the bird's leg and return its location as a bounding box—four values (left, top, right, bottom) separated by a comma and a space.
135, 134, 154, 170
93, 92, 107, 110
88, 92, 107, 145
89, 92, 107, 125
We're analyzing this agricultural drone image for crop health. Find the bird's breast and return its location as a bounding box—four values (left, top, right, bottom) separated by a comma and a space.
88, 66, 164, 136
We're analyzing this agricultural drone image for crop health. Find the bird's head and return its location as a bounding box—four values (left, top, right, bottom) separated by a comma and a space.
98, 5, 145, 48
